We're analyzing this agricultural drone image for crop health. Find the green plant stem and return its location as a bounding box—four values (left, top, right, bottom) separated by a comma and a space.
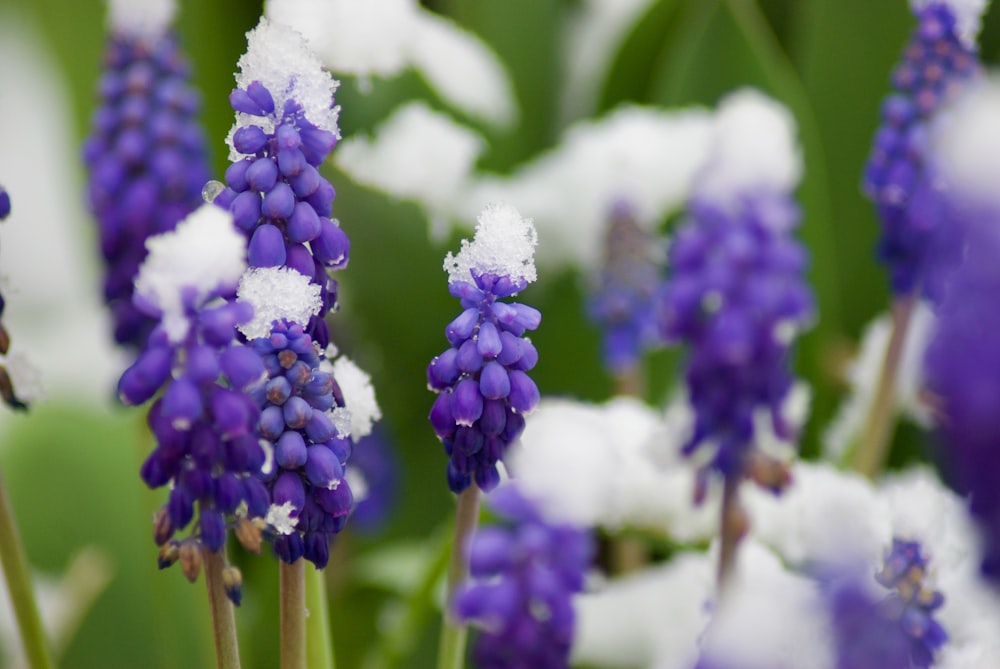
203, 548, 242, 669
853, 296, 915, 478
0, 471, 55, 669
304, 562, 335, 669
280, 559, 307, 669
437, 487, 481, 669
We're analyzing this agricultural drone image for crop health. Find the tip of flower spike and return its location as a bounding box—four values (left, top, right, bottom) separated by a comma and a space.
911, 0, 988, 49
107, 0, 176, 40
331, 356, 381, 442
236, 267, 323, 340
934, 77, 1000, 209
444, 202, 538, 286
134, 205, 247, 343
696, 88, 801, 207
230, 18, 340, 154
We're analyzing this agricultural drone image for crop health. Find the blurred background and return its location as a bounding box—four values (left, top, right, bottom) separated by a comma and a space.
0, 0, 997, 667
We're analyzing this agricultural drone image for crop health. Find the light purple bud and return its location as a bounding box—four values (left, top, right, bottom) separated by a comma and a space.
289, 164, 320, 197
246, 157, 278, 193
185, 344, 221, 383
249, 223, 287, 267
231, 190, 262, 232
305, 411, 336, 442
258, 405, 286, 441
315, 483, 352, 517
262, 182, 295, 219
273, 471, 306, 512
225, 159, 252, 191
230, 88, 266, 116
266, 376, 292, 405
507, 371, 539, 414
275, 430, 308, 469
457, 339, 483, 374
200, 302, 252, 347
285, 243, 315, 278
278, 148, 306, 178
430, 392, 456, 439
305, 445, 344, 488
275, 123, 301, 150
161, 378, 203, 428
480, 399, 506, 437
245, 81, 275, 114
453, 379, 484, 425
479, 361, 510, 400
299, 127, 336, 164
305, 180, 335, 217
233, 125, 268, 154
496, 331, 522, 367
477, 321, 502, 358
447, 308, 480, 345
311, 218, 349, 267
283, 395, 313, 430
287, 202, 321, 243
118, 345, 173, 405
428, 348, 460, 390
514, 340, 538, 372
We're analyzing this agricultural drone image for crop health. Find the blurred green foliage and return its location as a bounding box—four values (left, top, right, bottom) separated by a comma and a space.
0, 0, 996, 667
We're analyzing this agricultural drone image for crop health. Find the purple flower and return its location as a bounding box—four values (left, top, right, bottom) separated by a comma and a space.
428, 203, 541, 493
586, 200, 665, 376
0, 186, 28, 412
825, 576, 911, 669
862, 1, 981, 295
924, 206, 1000, 584
118, 206, 268, 574
212, 19, 347, 350
454, 486, 592, 669
875, 539, 947, 668
660, 193, 812, 479
250, 320, 352, 569
83, 14, 211, 350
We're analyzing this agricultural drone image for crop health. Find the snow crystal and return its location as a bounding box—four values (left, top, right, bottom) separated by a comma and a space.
331, 356, 381, 442
444, 202, 537, 286
107, 0, 175, 40
230, 18, 340, 158
134, 204, 246, 343
461, 106, 714, 269
265, 501, 299, 535
335, 102, 484, 233
409, 10, 516, 128
696, 88, 801, 208
236, 267, 322, 340
933, 77, 1000, 209
911, 0, 988, 48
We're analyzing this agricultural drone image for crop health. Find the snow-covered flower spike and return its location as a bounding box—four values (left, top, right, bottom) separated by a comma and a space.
428, 202, 542, 493
213, 16, 349, 350
863, 0, 984, 296
454, 485, 593, 668
659, 88, 814, 484
117, 205, 269, 587
83, 0, 212, 351
586, 199, 666, 378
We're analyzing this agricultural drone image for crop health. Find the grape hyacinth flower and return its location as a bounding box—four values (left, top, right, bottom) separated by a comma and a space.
83, 0, 211, 350
659, 89, 813, 483
586, 199, 665, 381
824, 575, 912, 669
117, 205, 269, 579
212, 18, 348, 350
454, 486, 593, 669
427, 202, 541, 493
0, 186, 28, 411
862, 0, 984, 296
875, 538, 947, 667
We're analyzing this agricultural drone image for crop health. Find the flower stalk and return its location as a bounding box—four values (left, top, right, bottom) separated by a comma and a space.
203, 547, 242, 669
0, 471, 55, 669
280, 559, 307, 669
437, 486, 480, 669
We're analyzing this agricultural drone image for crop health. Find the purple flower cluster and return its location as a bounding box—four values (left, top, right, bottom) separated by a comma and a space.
587, 200, 665, 376
875, 539, 947, 667
825, 577, 911, 669
214, 85, 348, 350
83, 28, 210, 350
250, 321, 352, 568
454, 487, 592, 669
0, 186, 27, 411
119, 299, 269, 555
659, 194, 813, 479
863, 2, 980, 295
428, 272, 541, 493
924, 211, 1000, 584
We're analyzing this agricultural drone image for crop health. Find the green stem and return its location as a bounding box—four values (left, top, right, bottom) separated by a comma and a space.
853, 296, 915, 478
203, 548, 242, 669
0, 471, 55, 669
280, 559, 307, 669
304, 562, 335, 669
437, 487, 481, 669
